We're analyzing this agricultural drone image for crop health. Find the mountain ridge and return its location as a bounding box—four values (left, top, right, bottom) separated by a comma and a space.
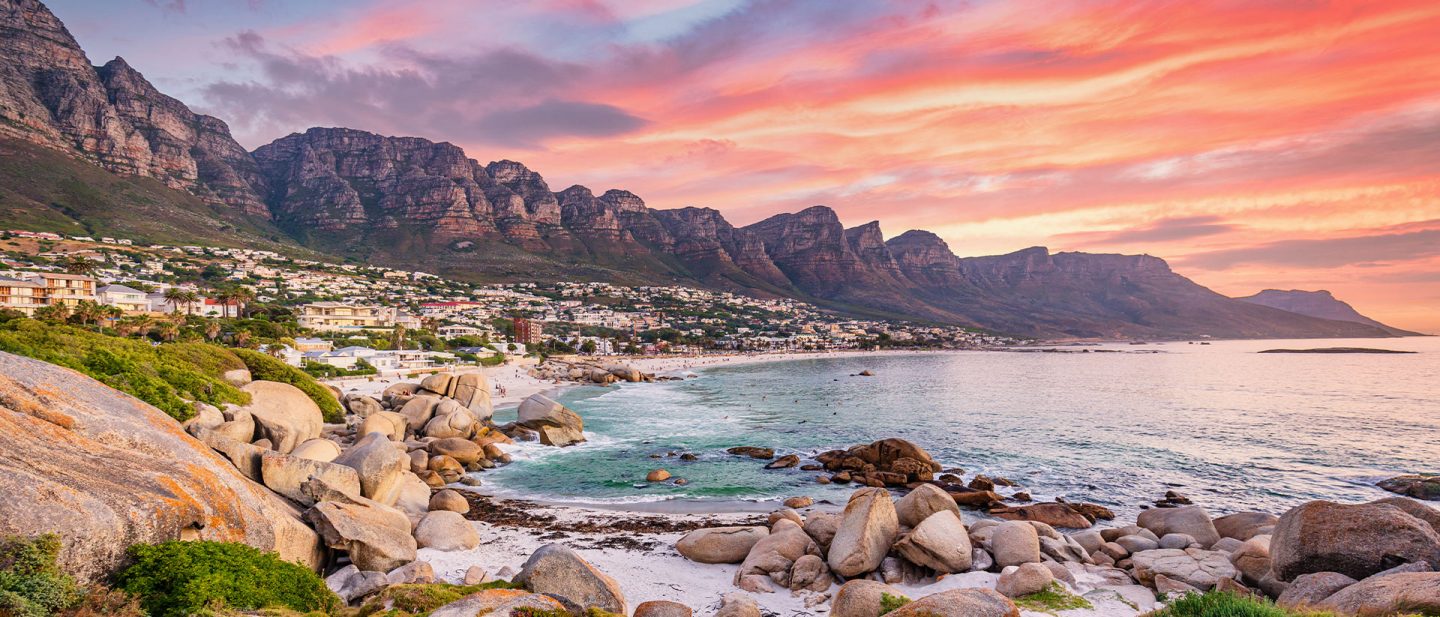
1236, 289, 1417, 337
0, 0, 1407, 340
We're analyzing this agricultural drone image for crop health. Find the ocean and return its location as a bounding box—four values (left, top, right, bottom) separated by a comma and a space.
481, 337, 1440, 518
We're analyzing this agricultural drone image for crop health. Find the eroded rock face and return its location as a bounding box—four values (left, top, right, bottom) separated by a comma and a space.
0, 352, 322, 584
886, 588, 1019, 617
1130, 548, 1238, 591
1270, 500, 1440, 582
893, 510, 972, 573
1316, 572, 1440, 615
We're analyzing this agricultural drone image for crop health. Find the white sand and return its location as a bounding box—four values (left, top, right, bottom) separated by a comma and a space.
418, 498, 1154, 617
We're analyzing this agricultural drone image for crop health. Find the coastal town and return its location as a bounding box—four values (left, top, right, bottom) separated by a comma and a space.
0, 229, 1017, 377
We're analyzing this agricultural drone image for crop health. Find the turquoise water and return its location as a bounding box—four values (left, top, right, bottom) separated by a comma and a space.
483, 338, 1440, 517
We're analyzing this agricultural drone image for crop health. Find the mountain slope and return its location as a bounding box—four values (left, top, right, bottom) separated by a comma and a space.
1236, 289, 1418, 336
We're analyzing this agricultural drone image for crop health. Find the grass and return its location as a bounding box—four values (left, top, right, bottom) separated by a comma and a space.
880, 592, 912, 616
1148, 591, 1339, 617
352, 581, 522, 616
1014, 582, 1094, 614
0, 319, 249, 421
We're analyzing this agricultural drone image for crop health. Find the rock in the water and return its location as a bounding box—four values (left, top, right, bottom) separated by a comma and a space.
415, 510, 479, 551
894, 510, 972, 573
727, 446, 775, 459
785, 496, 814, 509
1137, 506, 1221, 547
677, 526, 769, 564
1213, 511, 1279, 541
887, 588, 1019, 617
997, 562, 1054, 598
0, 353, 324, 584
306, 500, 417, 572
516, 394, 586, 446
1316, 571, 1440, 615
990, 502, 1093, 529
896, 482, 961, 528
647, 469, 671, 482
1270, 500, 1440, 581
991, 521, 1043, 568
830, 579, 905, 617
1130, 548, 1238, 591
1277, 572, 1358, 609
827, 487, 899, 577
241, 380, 324, 454
515, 544, 626, 614
766, 454, 800, 469
1378, 475, 1440, 501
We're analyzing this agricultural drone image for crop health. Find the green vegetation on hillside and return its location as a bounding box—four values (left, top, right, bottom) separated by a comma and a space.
231, 349, 344, 422
0, 318, 248, 421
116, 541, 337, 617
0, 138, 298, 253
0, 535, 81, 617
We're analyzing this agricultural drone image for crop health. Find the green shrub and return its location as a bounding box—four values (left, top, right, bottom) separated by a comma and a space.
115, 541, 338, 617
355, 581, 522, 616
1013, 582, 1093, 613
231, 349, 344, 422
880, 592, 911, 616
0, 534, 82, 617
1151, 591, 1335, 617
0, 320, 248, 421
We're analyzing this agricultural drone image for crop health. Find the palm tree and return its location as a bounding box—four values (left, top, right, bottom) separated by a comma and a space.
212, 289, 234, 319
154, 319, 180, 342
234, 330, 253, 348
163, 288, 189, 314
232, 287, 256, 318
204, 320, 222, 341
98, 305, 122, 329
391, 324, 408, 350
33, 303, 70, 324
61, 257, 96, 276
70, 300, 102, 329
183, 290, 200, 315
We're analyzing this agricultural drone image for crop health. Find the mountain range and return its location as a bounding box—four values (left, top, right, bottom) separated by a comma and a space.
0, 0, 1415, 339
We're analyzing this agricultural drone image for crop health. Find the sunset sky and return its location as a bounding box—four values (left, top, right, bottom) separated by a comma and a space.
48, 0, 1440, 331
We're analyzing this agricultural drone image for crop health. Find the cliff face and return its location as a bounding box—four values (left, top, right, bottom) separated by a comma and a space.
0, 0, 268, 213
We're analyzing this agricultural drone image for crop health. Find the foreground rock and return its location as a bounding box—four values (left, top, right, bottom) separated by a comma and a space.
1270, 500, 1440, 581
735, 521, 822, 592
306, 499, 417, 572
1136, 506, 1221, 547
887, 588, 1019, 617
827, 487, 899, 577
0, 352, 322, 585
430, 589, 568, 617
1316, 572, 1440, 614
894, 510, 972, 573
1130, 548, 1238, 590
896, 482, 961, 528
515, 544, 627, 614
830, 579, 905, 617
677, 526, 769, 564
241, 380, 324, 453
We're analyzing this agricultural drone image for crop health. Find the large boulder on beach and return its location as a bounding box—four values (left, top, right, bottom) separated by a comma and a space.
1214, 511, 1279, 541
1370, 497, 1440, 532
991, 521, 1042, 568
515, 544, 627, 614
1270, 500, 1440, 581
1316, 572, 1440, 615
886, 588, 1019, 617
429, 437, 485, 465
415, 510, 479, 551
896, 483, 961, 528
736, 522, 822, 591
291, 438, 342, 462
450, 373, 494, 421
830, 579, 905, 617
423, 405, 476, 439
241, 381, 324, 454
516, 394, 586, 446
677, 526, 769, 564
894, 510, 972, 573
996, 562, 1054, 598
400, 395, 444, 434
1137, 506, 1221, 547
0, 352, 323, 585
334, 431, 411, 505
344, 394, 383, 418
359, 411, 406, 441
1130, 548, 1238, 591
827, 487, 899, 577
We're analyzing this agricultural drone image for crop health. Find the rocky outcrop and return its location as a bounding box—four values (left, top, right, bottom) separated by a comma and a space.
1237, 290, 1418, 336
515, 544, 627, 614
677, 526, 769, 564
0, 351, 322, 584
1270, 500, 1440, 581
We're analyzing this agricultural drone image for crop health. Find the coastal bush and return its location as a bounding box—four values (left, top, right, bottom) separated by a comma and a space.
231, 349, 344, 422
354, 581, 521, 616
1150, 591, 1335, 617
879, 592, 911, 615
1013, 582, 1092, 613
0, 534, 82, 617
115, 541, 338, 617
0, 320, 248, 421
